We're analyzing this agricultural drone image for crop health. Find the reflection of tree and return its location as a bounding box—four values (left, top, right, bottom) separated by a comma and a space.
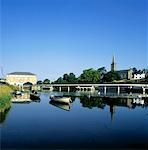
0, 107, 11, 123
80, 96, 105, 109
103, 98, 133, 108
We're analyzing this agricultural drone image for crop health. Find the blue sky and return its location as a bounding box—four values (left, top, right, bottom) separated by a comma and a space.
1, 0, 147, 81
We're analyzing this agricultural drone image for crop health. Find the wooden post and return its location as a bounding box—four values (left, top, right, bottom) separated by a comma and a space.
91, 86, 95, 91
50, 86, 54, 91
142, 87, 145, 95
117, 86, 120, 95
68, 86, 70, 92
59, 86, 61, 92
104, 86, 107, 95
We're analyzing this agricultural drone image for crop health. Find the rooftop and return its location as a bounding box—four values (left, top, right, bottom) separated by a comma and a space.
8, 72, 36, 76
116, 69, 132, 73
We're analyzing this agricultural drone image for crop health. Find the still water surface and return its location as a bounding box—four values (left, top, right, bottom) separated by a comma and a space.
1, 92, 148, 149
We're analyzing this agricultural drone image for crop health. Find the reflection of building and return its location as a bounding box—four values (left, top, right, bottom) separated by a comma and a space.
111, 56, 133, 80
6, 72, 37, 86
14, 93, 30, 100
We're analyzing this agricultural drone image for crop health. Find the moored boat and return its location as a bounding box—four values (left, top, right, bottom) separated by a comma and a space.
12, 90, 22, 96
30, 93, 40, 100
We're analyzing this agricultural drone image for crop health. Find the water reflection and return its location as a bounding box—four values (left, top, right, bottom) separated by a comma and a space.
0, 108, 11, 123
79, 96, 148, 109
79, 96, 105, 109
1, 92, 148, 149
79, 95, 148, 122
49, 101, 71, 111
11, 92, 40, 103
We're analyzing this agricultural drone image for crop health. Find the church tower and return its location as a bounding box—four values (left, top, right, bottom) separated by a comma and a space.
111, 55, 116, 71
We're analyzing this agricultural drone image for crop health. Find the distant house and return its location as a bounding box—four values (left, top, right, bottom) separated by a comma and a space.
110, 56, 133, 80
6, 72, 37, 86
133, 73, 145, 80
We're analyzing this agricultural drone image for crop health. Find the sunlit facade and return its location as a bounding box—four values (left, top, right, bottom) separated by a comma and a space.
6, 72, 37, 86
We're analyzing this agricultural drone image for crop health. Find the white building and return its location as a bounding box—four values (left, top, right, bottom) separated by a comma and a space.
6, 72, 37, 86
133, 73, 145, 80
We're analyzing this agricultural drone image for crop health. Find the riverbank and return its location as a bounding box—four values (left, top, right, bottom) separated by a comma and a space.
0, 85, 13, 113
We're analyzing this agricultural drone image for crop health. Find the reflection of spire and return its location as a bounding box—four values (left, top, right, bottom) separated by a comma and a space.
110, 105, 116, 122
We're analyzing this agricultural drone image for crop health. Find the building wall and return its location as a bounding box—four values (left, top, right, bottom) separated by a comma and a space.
127, 69, 133, 80
118, 72, 127, 79
117, 69, 133, 80
6, 74, 37, 86
133, 73, 145, 80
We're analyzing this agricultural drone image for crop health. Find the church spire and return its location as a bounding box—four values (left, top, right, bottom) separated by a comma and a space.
111, 55, 116, 71
112, 55, 115, 64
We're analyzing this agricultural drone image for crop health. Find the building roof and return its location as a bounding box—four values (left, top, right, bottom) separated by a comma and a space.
8, 72, 36, 76
116, 69, 132, 73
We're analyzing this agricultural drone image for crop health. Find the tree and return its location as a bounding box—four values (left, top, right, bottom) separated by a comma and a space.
67, 73, 77, 83
97, 67, 107, 75
97, 67, 107, 80
54, 73, 78, 83
78, 68, 101, 83
54, 77, 63, 83
132, 67, 137, 74
102, 71, 121, 82
63, 74, 69, 83
37, 80, 42, 84
43, 79, 50, 84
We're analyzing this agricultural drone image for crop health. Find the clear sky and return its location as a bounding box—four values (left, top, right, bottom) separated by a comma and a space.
1, 0, 147, 81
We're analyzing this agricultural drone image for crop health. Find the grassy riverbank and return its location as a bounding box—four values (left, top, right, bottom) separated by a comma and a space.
0, 85, 13, 112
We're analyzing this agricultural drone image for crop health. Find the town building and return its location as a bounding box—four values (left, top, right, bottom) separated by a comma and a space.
6, 72, 37, 86
111, 56, 133, 80
133, 73, 145, 80
116, 69, 133, 80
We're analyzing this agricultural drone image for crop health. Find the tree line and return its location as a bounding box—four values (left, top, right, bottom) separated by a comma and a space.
37, 67, 148, 84
37, 67, 121, 84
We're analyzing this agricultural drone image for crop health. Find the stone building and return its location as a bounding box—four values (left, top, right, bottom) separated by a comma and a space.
6, 72, 37, 86
111, 56, 133, 80
116, 69, 133, 80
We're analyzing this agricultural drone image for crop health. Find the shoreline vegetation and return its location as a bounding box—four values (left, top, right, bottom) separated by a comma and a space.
36, 68, 148, 85
0, 85, 15, 113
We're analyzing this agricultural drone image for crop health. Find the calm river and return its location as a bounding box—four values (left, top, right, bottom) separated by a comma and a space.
0, 91, 148, 149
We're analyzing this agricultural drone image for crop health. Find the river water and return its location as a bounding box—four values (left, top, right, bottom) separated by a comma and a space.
0, 91, 148, 149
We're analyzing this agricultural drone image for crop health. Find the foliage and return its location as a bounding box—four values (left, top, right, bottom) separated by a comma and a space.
37, 80, 43, 84
102, 71, 121, 82
53, 67, 107, 84
132, 67, 138, 74
97, 67, 107, 75
67, 73, 77, 83
78, 68, 101, 83
80, 96, 105, 109
54, 73, 78, 83
132, 67, 147, 74
43, 79, 50, 84
0, 85, 12, 111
